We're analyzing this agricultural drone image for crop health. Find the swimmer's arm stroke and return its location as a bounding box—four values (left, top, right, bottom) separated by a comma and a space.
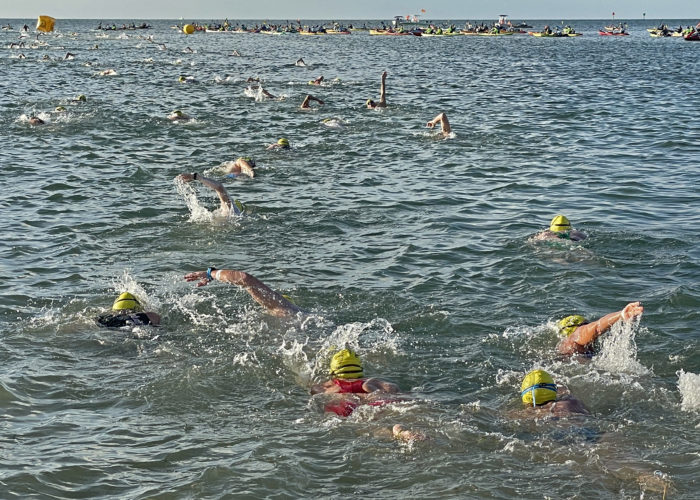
184, 269, 300, 317
558, 302, 643, 355
176, 172, 233, 212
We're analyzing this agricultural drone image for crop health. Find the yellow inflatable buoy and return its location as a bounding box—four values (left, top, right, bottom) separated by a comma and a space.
36, 15, 56, 33
183, 24, 195, 35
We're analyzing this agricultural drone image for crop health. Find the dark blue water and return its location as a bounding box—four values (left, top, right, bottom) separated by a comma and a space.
1, 18, 699, 499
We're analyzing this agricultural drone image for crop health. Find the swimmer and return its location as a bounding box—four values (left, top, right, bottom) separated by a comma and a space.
310, 75, 324, 85
231, 49, 242, 57
64, 52, 75, 60
99, 68, 117, 76
366, 70, 387, 109
28, 116, 45, 125
300, 94, 324, 109
426, 112, 451, 136
183, 46, 194, 53
222, 157, 255, 177
73, 94, 87, 102
95, 292, 161, 328
295, 57, 306, 66
518, 369, 589, 417
167, 109, 190, 121
556, 302, 644, 357
54, 106, 66, 112
534, 214, 587, 242
266, 138, 289, 150
183, 268, 301, 317
176, 172, 244, 215
311, 349, 425, 441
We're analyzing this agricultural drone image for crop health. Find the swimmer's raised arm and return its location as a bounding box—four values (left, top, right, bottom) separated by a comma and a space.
300, 94, 324, 109
426, 112, 451, 135
184, 268, 300, 317
176, 172, 233, 212
557, 302, 643, 356
379, 70, 387, 107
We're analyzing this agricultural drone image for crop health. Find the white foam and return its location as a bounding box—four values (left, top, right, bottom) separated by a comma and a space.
677, 370, 700, 412
592, 319, 649, 375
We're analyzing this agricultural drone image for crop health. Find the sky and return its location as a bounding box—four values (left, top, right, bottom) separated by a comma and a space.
4, 0, 698, 20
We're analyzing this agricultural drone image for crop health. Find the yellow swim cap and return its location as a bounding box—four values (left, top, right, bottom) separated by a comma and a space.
557, 315, 586, 336
277, 138, 289, 147
178, 76, 186, 82
77, 95, 86, 101
55, 106, 66, 112
172, 110, 183, 116
521, 369, 557, 406
330, 349, 364, 379
112, 292, 143, 312
550, 214, 571, 232
366, 99, 373, 106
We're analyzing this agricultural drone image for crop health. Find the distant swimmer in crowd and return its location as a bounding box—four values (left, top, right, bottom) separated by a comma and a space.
99, 68, 118, 76
556, 301, 644, 357
54, 106, 66, 112
426, 112, 451, 137
533, 214, 587, 242
230, 49, 242, 57
366, 70, 387, 109
295, 57, 306, 66
167, 109, 191, 121
176, 172, 245, 215
73, 94, 87, 102
517, 369, 589, 417
221, 157, 256, 177
267, 138, 290, 150
300, 94, 324, 109
184, 268, 302, 317
183, 46, 195, 53
178, 75, 196, 83
95, 292, 161, 328
309, 75, 324, 85
311, 349, 425, 441
64, 52, 75, 60
28, 116, 45, 126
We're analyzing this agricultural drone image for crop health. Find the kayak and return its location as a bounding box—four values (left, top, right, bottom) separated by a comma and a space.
599, 30, 628, 36
685, 32, 700, 41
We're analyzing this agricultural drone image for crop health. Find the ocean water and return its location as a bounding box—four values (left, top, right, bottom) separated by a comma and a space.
1, 18, 699, 499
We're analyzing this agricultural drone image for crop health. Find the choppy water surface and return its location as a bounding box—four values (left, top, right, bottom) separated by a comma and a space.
1, 18, 699, 499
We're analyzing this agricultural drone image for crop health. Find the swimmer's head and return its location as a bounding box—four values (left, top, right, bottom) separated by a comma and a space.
112, 292, 143, 312
520, 369, 557, 406
277, 138, 289, 148
238, 157, 256, 167
171, 110, 183, 117
76, 94, 86, 101
178, 76, 186, 82
366, 99, 376, 108
55, 106, 66, 112
549, 214, 571, 233
330, 349, 363, 379
557, 315, 587, 336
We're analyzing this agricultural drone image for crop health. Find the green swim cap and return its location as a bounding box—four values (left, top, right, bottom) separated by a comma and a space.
557, 315, 586, 336
550, 214, 572, 233
521, 369, 557, 406
330, 349, 364, 380
112, 292, 143, 312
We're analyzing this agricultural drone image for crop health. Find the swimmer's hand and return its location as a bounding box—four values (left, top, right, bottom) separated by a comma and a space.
621, 301, 643, 321
184, 270, 211, 287
426, 120, 435, 128
176, 173, 197, 183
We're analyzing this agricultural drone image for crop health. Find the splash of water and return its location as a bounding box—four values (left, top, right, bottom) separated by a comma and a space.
677, 370, 700, 412
592, 318, 648, 375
